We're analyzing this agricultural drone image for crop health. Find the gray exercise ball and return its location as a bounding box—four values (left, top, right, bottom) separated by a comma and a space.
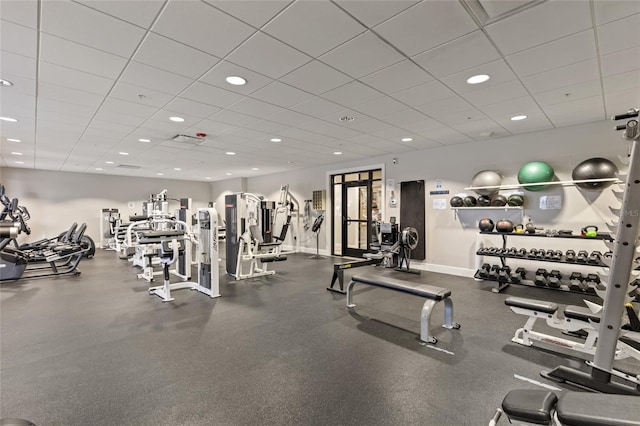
572, 157, 618, 191
471, 170, 502, 196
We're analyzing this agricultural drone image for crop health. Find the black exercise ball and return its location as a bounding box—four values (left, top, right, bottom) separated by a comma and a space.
572, 157, 618, 191
450, 196, 464, 207
491, 194, 508, 207
496, 219, 515, 233
478, 218, 494, 232
463, 196, 477, 207
507, 194, 524, 206
477, 195, 492, 206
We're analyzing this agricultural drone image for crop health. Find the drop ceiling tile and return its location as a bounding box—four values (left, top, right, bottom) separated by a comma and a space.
1, 50, 36, 80
41, 0, 145, 57
267, 109, 317, 126
374, 1, 477, 56
440, 59, 518, 94
321, 80, 384, 108
199, 60, 273, 95
453, 119, 509, 139
209, 110, 260, 126
0, 0, 37, 28
290, 98, 344, 117
246, 120, 289, 135
484, 0, 592, 55
353, 97, 408, 118
414, 96, 473, 118
533, 80, 602, 107
38, 82, 105, 108
0, 73, 35, 97
280, 60, 352, 95
597, 13, 640, 55
1, 91, 35, 111
39, 34, 128, 79
0, 19, 37, 58
297, 119, 361, 139
506, 30, 596, 77
360, 60, 434, 95
426, 108, 488, 127
109, 82, 175, 108
37, 99, 97, 119
500, 117, 554, 135
120, 62, 193, 96
163, 97, 221, 119
75, 0, 165, 28
334, 0, 418, 28
319, 31, 404, 79
101, 98, 159, 120
89, 113, 143, 131
406, 139, 442, 150
205, 0, 291, 28
462, 80, 529, 107
225, 31, 311, 79
522, 58, 600, 93
480, 95, 543, 120
250, 81, 313, 108
39, 62, 114, 96
600, 46, 640, 77
180, 82, 245, 109
603, 70, 640, 93
604, 88, 640, 117
227, 97, 285, 118
398, 116, 444, 134
262, 1, 365, 57
152, 0, 254, 58
391, 80, 455, 107
543, 95, 605, 127
418, 126, 473, 145
593, 1, 640, 26
133, 33, 220, 79
412, 30, 501, 79
38, 119, 87, 136
139, 117, 189, 134
36, 109, 91, 127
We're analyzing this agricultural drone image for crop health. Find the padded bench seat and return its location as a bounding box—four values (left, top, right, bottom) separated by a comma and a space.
346, 274, 459, 344
138, 230, 184, 244
557, 391, 640, 426
564, 305, 601, 323
505, 297, 558, 314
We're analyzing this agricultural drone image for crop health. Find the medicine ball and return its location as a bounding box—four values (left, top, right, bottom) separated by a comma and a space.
518, 161, 555, 191
572, 157, 618, 191
450, 196, 464, 207
471, 170, 502, 196
478, 218, 494, 232
463, 196, 477, 207
496, 219, 514, 233
490, 194, 508, 206
507, 194, 524, 206
477, 195, 492, 206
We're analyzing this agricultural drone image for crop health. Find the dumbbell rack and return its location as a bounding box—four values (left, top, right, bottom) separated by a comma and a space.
474, 231, 634, 298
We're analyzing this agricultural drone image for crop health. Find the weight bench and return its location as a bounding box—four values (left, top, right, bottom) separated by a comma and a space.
327, 258, 381, 294
346, 274, 460, 344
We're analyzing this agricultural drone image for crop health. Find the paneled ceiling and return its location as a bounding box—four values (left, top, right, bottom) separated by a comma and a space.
1, 0, 639, 182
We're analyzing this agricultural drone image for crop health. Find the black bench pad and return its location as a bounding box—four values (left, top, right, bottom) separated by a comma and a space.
502, 389, 557, 425
557, 391, 640, 426
139, 230, 184, 238
505, 297, 558, 314
564, 305, 601, 323
351, 275, 450, 301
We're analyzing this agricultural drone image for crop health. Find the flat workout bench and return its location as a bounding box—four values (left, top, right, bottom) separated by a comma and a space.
347, 274, 460, 344
327, 258, 382, 294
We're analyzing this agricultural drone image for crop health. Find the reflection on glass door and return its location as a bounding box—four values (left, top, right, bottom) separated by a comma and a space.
344, 183, 368, 257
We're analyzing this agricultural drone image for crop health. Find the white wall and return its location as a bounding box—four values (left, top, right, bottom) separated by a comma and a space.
0, 168, 213, 245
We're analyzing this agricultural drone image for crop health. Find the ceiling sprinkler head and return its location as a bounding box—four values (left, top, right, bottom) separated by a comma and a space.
339, 116, 355, 123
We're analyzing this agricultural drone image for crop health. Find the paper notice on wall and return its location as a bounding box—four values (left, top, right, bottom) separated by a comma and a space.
433, 198, 447, 210
539, 195, 561, 210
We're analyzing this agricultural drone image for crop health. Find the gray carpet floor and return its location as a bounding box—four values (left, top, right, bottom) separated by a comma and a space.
1, 247, 637, 425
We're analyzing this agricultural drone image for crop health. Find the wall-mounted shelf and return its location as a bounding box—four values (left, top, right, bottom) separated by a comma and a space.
450, 206, 523, 210
479, 231, 614, 241
465, 177, 621, 192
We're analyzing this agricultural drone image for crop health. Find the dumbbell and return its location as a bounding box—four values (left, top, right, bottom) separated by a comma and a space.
534, 268, 549, 287
565, 250, 576, 262
585, 273, 601, 286
510, 267, 527, 284
569, 272, 585, 291
535, 249, 546, 259
528, 248, 538, 259
496, 248, 508, 256
506, 247, 518, 256
489, 264, 501, 279
497, 266, 512, 282
552, 250, 563, 261
588, 250, 602, 264
548, 270, 563, 288
516, 248, 527, 257
576, 250, 589, 263
544, 249, 555, 260
476, 247, 485, 255
477, 263, 491, 278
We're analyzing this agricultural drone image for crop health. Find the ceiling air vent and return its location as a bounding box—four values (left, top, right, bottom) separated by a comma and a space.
117, 164, 141, 169
172, 134, 205, 145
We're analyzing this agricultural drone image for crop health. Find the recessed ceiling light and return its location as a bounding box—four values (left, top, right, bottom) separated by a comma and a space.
119, 152, 129, 156
138, 138, 151, 143
14, 161, 24, 164
252, 167, 259, 171
333, 151, 342, 155
401, 137, 413, 142
0, 116, 18, 122
226, 76, 246, 86
226, 151, 236, 155
174, 167, 181, 171
270, 138, 282, 143
466, 74, 490, 84
510, 115, 528, 121
11, 152, 23, 155
95, 167, 103, 171
225, 172, 232, 176
169, 116, 185, 122
7, 138, 21, 142
157, 173, 164, 176
205, 177, 211, 180
0, 79, 13, 87
105, 161, 114, 164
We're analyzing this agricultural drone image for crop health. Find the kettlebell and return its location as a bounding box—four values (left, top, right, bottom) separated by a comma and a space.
496, 219, 514, 233
582, 225, 598, 238
514, 224, 524, 234
525, 222, 540, 234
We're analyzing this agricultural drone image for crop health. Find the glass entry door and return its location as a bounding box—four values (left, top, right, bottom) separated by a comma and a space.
343, 183, 369, 258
